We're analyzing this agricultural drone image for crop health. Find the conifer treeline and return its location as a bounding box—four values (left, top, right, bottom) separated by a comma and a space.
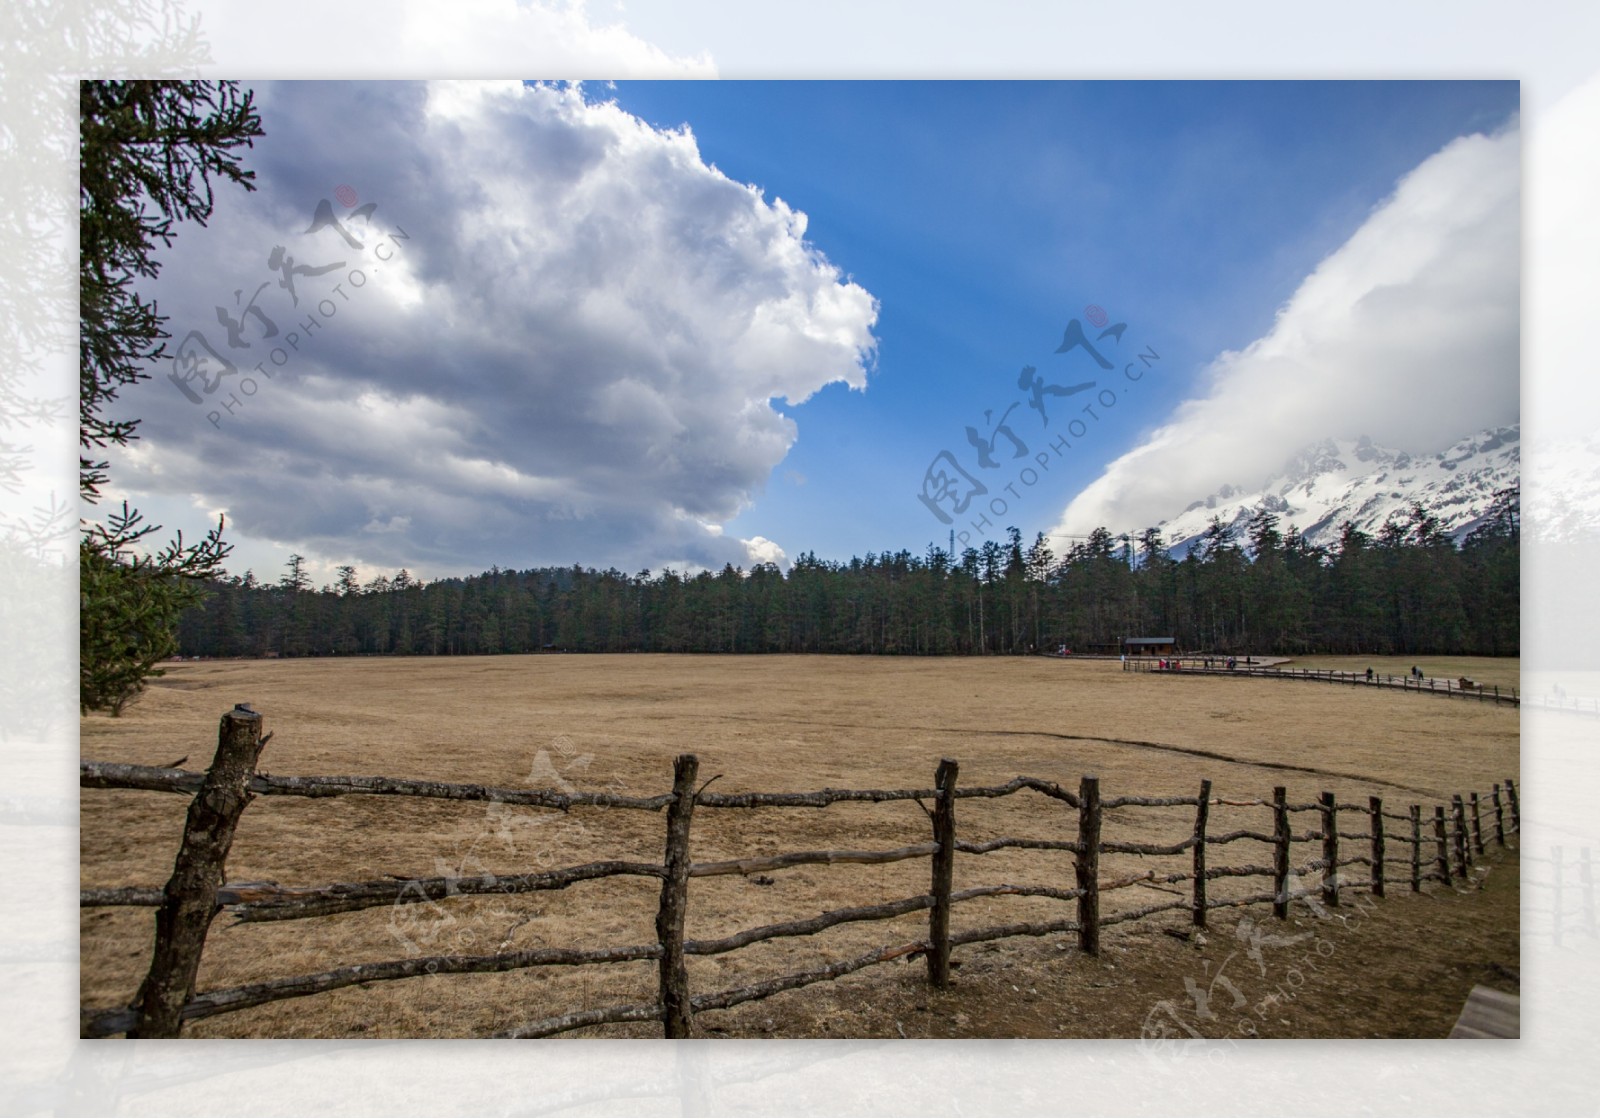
175, 491, 1519, 660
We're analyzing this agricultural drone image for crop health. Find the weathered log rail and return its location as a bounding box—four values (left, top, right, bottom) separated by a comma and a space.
1122, 657, 1521, 707
80, 708, 1520, 1039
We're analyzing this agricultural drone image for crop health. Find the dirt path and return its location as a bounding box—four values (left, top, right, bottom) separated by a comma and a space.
690, 712, 1451, 796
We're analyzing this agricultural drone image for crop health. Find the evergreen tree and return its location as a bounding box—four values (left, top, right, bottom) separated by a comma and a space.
81, 505, 228, 712
168, 497, 1516, 662
79, 80, 264, 712
1461, 486, 1519, 655
335, 565, 360, 596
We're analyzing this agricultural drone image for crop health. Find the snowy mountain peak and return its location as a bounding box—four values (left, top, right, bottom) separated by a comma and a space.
1280, 438, 1350, 487
1156, 425, 1520, 557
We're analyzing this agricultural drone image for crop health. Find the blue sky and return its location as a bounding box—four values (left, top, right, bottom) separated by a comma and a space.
609, 80, 1518, 560
109, 79, 1520, 584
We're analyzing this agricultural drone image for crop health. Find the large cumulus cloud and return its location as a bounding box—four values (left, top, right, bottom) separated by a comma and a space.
113, 81, 878, 575
1053, 121, 1519, 538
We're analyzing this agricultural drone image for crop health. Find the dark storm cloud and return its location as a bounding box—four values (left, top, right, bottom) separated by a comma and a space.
115, 80, 878, 575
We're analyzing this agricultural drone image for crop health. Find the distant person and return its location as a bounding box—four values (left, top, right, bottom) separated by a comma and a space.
1365, 667, 1373, 682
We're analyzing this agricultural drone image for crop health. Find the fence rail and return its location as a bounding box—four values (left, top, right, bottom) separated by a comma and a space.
79, 706, 1520, 1039
1521, 695, 1600, 718
1121, 658, 1520, 706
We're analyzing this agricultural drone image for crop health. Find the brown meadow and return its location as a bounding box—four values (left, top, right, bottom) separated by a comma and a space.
80, 654, 1519, 1038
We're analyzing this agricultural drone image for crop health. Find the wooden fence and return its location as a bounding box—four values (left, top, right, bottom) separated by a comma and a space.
1522, 694, 1600, 719
79, 705, 1521, 1039
1123, 657, 1521, 706
1524, 846, 1598, 946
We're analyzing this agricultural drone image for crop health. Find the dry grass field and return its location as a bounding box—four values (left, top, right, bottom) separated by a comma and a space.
80, 654, 1520, 1039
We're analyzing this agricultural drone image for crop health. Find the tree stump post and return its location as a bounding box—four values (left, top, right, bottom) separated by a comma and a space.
129, 705, 268, 1038
1192, 779, 1212, 928
1409, 805, 1422, 893
1319, 792, 1339, 907
1506, 778, 1520, 833
1076, 775, 1101, 956
1272, 786, 1290, 919
1368, 795, 1385, 898
1492, 784, 1505, 846
927, 758, 959, 988
1470, 792, 1485, 856
656, 754, 699, 1038
1434, 806, 1452, 887
1452, 795, 1470, 875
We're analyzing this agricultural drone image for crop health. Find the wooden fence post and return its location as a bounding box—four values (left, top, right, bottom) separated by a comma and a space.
1434, 807, 1452, 887
1369, 796, 1385, 898
1319, 792, 1339, 907
1452, 795, 1470, 875
1076, 775, 1101, 956
1272, 786, 1290, 919
1506, 778, 1520, 833
656, 754, 699, 1038
1553, 846, 1564, 949
1581, 849, 1597, 940
1192, 779, 1212, 928
927, 758, 958, 988
1492, 785, 1505, 846
1470, 792, 1485, 856
129, 705, 268, 1038
1409, 805, 1422, 893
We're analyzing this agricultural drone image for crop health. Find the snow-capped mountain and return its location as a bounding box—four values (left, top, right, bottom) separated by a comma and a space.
1526, 434, 1600, 545
1157, 425, 1521, 557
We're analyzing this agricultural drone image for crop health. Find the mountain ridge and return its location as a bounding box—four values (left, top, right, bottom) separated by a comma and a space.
1157, 424, 1521, 557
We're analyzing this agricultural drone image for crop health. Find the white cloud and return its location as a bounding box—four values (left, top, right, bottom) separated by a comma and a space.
741, 534, 788, 568
394, 0, 716, 78
1054, 121, 1520, 539
115, 81, 878, 576
203, 1, 717, 80
1528, 71, 1600, 443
